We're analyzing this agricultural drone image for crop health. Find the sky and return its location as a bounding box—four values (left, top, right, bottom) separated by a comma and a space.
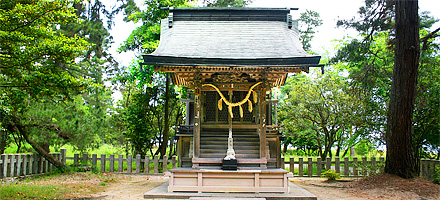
108, 0, 440, 100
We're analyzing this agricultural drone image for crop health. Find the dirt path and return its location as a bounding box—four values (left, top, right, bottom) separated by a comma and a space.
90, 175, 168, 200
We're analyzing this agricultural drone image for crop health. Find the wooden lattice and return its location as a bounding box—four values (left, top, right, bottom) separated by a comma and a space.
203, 91, 255, 123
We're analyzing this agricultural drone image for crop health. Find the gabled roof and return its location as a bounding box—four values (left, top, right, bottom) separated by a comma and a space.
142, 7, 321, 67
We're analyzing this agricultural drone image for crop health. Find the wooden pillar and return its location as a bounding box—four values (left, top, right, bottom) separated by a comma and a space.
259, 87, 267, 168
193, 85, 201, 168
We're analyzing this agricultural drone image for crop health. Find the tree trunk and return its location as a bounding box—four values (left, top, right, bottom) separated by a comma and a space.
385, 0, 419, 179
0, 130, 7, 154
283, 141, 288, 153
10, 115, 70, 172
160, 73, 171, 159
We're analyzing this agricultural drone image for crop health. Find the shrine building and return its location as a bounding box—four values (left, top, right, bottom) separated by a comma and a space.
142, 7, 321, 194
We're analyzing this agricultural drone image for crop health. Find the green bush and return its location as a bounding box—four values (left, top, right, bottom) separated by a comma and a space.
322, 170, 340, 180
433, 165, 440, 184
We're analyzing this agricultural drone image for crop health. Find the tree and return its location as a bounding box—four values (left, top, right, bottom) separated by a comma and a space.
0, 0, 91, 171
113, 70, 183, 157
385, 0, 419, 178
298, 10, 323, 52
279, 71, 365, 159
201, 0, 252, 7
332, 0, 440, 177
0, 0, 119, 170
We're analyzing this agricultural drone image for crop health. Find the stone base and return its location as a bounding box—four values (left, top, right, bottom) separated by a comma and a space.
144, 180, 317, 200
165, 168, 292, 193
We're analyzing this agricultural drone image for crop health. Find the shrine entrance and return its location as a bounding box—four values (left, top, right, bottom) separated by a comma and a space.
141, 7, 321, 194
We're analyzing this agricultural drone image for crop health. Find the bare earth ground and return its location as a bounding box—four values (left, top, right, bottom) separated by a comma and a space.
292, 174, 440, 200
4, 173, 439, 199
86, 173, 440, 200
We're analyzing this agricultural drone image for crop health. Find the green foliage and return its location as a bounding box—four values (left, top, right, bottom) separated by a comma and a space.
279, 71, 366, 159
202, 0, 253, 7
119, 0, 194, 54
113, 73, 183, 156
332, 0, 440, 161
354, 160, 385, 177
433, 165, 440, 184
298, 10, 323, 52
0, 0, 90, 109
322, 170, 341, 180
0, 0, 119, 166
355, 140, 374, 156
0, 183, 63, 200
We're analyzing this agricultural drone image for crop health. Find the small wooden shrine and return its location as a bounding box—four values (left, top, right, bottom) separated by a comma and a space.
142, 7, 320, 193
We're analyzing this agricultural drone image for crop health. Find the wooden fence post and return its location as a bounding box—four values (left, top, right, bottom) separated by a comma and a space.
144, 155, 150, 173
353, 157, 358, 176
109, 154, 115, 172
362, 157, 367, 176
308, 157, 313, 177
379, 157, 385, 173
371, 157, 376, 173
136, 154, 141, 173
4, 154, 10, 177
60, 149, 66, 165
29, 154, 35, 174
172, 155, 177, 169
0, 154, 4, 178
74, 153, 79, 165
22, 154, 28, 176
429, 160, 436, 181
118, 154, 123, 173
344, 157, 349, 176
92, 154, 97, 168
45, 155, 49, 173
317, 157, 322, 176
127, 154, 132, 173
82, 153, 88, 165
10, 154, 15, 177
17, 154, 22, 176
101, 154, 106, 172
36, 153, 43, 174
49, 154, 52, 173
154, 155, 159, 173
335, 157, 340, 173
289, 157, 294, 173
326, 157, 331, 171
162, 155, 168, 173
299, 157, 303, 177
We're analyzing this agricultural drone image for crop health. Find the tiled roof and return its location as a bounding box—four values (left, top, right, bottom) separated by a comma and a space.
142, 8, 320, 67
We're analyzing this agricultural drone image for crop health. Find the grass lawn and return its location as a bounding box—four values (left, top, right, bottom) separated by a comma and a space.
0, 172, 117, 200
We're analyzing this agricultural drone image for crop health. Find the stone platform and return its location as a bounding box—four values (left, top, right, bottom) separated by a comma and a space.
144, 181, 317, 200
166, 168, 291, 193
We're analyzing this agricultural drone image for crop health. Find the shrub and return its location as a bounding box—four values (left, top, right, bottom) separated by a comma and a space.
433, 165, 440, 185
322, 170, 341, 181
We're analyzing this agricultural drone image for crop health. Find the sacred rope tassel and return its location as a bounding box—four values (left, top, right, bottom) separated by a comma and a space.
202, 82, 262, 118
218, 99, 223, 110
248, 99, 253, 112
253, 91, 258, 103
228, 105, 233, 118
